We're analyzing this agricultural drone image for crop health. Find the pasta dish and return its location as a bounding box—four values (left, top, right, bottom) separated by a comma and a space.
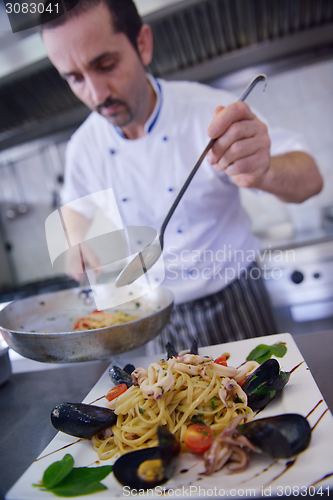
92, 353, 259, 460
74, 310, 139, 331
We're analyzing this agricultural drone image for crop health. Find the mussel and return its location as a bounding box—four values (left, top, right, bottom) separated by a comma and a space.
190, 338, 199, 355
242, 359, 290, 411
113, 427, 181, 489
123, 363, 135, 376
109, 366, 133, 388
166, 342, 178, 360
51, 402, 117, 439
240, 413, 311, 459
166, 339, 198, 358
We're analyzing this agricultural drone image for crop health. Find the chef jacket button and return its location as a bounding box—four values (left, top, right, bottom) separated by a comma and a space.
168, 187, 173, 192
177, 229, 182, 233
137, 240, 142, 245
122, 198, 128, 202
163, 136, 168, 141
110, 149, 116, 155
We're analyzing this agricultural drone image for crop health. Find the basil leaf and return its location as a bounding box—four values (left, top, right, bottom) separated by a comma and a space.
256, 351, 273, 364
270, 343, 287, 358
42, 454, 74, 489
56, 466, 113, 487
247, 343, 287, 364
246, 344, 271, 362
37, 455, 113, 497
50, 481, 107, 497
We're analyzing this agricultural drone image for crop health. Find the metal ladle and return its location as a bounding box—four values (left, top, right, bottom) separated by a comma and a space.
116, 74, 267, 288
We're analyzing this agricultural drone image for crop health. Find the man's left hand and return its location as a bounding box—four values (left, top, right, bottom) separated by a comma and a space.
206, 101, 271, 189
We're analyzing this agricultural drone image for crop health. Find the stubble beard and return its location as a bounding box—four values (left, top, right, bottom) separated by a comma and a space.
104, 109, 134, 128
95, 97, 134, 128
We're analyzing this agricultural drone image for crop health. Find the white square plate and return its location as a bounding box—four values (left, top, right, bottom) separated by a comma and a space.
6, 333, 333, 499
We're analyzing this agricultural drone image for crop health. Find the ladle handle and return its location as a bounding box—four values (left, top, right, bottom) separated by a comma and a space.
159, 74, 267, 247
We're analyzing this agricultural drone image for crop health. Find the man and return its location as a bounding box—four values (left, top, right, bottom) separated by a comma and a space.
41, 0, 322, 353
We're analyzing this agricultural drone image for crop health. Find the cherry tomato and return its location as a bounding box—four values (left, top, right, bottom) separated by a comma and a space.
214, 355, 228, 367
105, 383, 127, 402
238, 377, 248, 387
183, 424, 214, 453
74, 320, 89, 330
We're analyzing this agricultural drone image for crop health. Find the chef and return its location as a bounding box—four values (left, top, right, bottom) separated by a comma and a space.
41, 0, 323, 353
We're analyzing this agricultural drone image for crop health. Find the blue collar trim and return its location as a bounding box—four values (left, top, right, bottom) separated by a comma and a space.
147, 79, 162, 133
114, 75, 162, 138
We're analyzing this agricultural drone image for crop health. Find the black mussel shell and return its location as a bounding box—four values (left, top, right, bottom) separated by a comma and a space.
242, 359, 279, 390
242, 359, 290, 411
240, 414, 311, 458
190, 338, 199, 355
158, 426, 181, 480
113, 427, 181, 489
166, 342, 178, 359
51, 402, 117, 439
123, 364, 135, 375
109, 366, 133, 388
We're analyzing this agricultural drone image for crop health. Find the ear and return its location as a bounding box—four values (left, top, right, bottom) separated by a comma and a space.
136, 24, 153, 66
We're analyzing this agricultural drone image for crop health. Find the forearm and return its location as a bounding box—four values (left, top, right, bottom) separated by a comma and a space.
60, 208, 96, 280
61, 207, 91, 245
254, 151, 323, 203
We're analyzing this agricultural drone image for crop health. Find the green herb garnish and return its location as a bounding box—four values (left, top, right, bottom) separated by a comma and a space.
42, 454, 74, 489
251, 385, 270, 395
246, 342, 287, 364
191, 415, 205, 425
211, 397, 218, 410
33, 454, 112, 497
139, 407, 144, 415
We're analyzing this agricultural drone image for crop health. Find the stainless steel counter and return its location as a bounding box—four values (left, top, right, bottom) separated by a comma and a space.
0, 331, 332, 499
259, 224, 333, 252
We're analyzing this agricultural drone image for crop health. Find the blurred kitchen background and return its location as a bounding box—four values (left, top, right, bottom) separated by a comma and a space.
0, 0, 332, 334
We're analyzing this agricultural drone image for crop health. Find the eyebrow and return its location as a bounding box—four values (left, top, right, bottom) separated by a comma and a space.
61, 52, 118, 79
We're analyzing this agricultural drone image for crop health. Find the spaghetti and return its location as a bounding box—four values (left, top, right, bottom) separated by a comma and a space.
92, 354, 259, 460
74, 310, 139, 331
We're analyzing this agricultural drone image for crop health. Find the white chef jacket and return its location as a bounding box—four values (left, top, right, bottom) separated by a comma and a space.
61, 77, 308, 304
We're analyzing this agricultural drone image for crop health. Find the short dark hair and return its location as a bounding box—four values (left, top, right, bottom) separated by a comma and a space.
40, 0, 143, 52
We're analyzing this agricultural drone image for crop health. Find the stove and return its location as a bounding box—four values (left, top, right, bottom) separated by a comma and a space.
259, 239, 333, 334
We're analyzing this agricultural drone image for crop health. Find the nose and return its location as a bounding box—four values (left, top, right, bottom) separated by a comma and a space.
85, 74, 110, 108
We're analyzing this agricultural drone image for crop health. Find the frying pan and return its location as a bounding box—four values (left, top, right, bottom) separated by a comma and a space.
0, 285, 173, 363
